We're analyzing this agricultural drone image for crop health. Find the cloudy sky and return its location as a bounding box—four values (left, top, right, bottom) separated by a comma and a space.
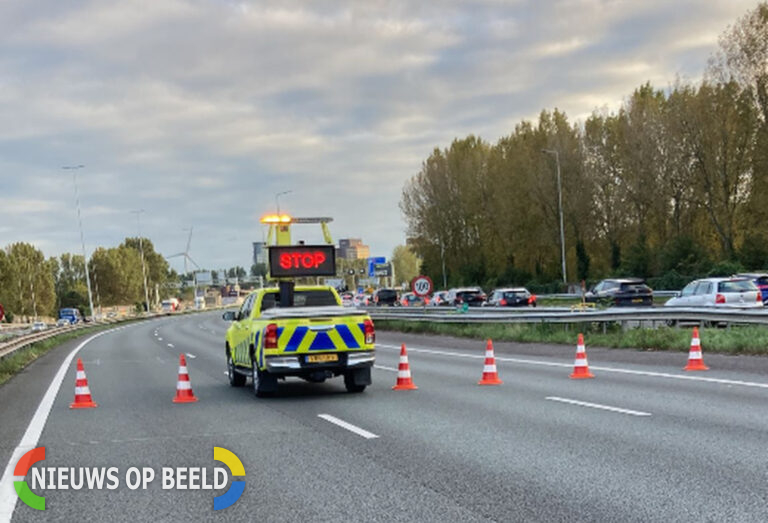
0, 0, 758, 272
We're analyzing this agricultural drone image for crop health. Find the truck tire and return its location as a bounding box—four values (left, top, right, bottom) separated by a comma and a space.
251, 359, 277, 397
344, 368, 369, 393
227, 353, 246, 387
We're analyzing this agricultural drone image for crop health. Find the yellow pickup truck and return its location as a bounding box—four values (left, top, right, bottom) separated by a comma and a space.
223, 285, 375, 396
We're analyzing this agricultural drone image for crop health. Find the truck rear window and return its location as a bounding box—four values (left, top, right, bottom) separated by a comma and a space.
260, 290, 339, 311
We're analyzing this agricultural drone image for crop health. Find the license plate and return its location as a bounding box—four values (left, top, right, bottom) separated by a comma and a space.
632, 298, 643, 303
307, 354, 338, 363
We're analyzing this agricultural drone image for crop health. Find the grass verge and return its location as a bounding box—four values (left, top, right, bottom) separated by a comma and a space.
376, 320, 768, 356
0, 324, 119, 386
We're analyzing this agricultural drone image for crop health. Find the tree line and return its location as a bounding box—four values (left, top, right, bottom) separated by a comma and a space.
401, 3, 768, 292
0, 238, 173, 322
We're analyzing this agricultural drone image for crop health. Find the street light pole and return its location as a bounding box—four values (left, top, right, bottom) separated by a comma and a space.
542, 149, 567, 284
275, 190, 292, 215
131, 210, 151, 314
63, 165, 96, 320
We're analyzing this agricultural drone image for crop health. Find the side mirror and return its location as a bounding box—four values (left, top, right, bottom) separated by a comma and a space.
222, 311, 236, 321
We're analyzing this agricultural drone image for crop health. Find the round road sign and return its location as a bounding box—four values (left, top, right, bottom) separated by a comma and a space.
411, 276, 433, 297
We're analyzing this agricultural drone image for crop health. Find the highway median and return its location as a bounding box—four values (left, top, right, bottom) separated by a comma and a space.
376, 320, 768, 356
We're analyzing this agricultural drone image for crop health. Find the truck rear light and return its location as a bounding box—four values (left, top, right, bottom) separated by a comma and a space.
528, 294, 536, 304
715, 294, 726, 304
265, 323, 279, 348
363, 319, 375, 344
758, 292, 763, 303
499, 299, 507, 306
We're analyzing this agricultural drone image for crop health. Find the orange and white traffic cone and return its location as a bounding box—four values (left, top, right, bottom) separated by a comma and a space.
392, 344, 418, 390
478, 339, 502, 385
569, 333, 594, 379
70, 358, 97, 409
684, 327, 709, 371
173, 354, 199, 403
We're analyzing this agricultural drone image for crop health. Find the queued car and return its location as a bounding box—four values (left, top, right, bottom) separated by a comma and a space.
734, 273, 768, 304
340, 292, 355, 307
446, 287, 487, 307
584, 278, 653, 307
485, 288, 537, 307
372, 288, 399, 306
400, 292, 428, 307
665, 277, 763, 308
429, 291, 450, 306
56, 318, 70, 327
31, 321, 47, 332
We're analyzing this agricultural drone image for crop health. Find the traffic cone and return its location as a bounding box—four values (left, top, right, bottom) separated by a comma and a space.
392, 344, 418, 390
569, 333, 595, 379
684, 327, 709, 371
478, 339, 502, 385
70, 358, 97, 409
173, 354, 199, 403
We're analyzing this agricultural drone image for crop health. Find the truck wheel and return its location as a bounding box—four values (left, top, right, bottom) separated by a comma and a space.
227, 354, 246, 387
251, 360, 276, 397
344, 371, 367, 393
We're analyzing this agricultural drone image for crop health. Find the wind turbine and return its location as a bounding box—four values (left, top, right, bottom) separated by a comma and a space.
168, 227, 200, 279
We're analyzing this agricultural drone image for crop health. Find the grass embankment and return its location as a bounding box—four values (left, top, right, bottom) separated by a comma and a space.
0, 324, 117, 385
535, 296, 670, 307
376, 320, 768, 356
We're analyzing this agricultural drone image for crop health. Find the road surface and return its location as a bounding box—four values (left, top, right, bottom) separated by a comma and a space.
1, 311, 768, 522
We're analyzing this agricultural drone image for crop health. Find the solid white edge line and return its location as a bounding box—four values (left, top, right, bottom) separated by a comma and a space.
0, 328, 115, 521
317, 414, 379, 439
373, 364, 398, 372
546, 396, 652, 417
376, 343, 768, 390
167, 343, 174, 348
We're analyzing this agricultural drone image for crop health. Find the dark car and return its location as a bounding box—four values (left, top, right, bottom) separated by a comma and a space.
446, 287, 487, 306
372, 288, 399, 306
585, 278, 653, 307
486, 287, 537, 307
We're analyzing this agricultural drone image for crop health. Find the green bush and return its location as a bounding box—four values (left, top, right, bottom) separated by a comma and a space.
708, 260, 744, 277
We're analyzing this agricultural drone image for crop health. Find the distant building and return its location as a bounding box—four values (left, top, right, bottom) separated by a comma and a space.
252, 242, 267, 265
338, 238, 370, 260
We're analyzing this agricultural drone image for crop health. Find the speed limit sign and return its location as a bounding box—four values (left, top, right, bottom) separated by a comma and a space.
411, 276, 433, 297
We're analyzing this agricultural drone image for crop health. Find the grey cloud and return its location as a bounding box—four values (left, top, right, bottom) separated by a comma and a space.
0, 0, 759, 269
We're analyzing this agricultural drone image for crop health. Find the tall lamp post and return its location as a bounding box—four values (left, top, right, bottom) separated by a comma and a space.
131, 210, 151, 314
275, 190, 292, 215
541, 149, 567, 284
63, 165, 96, 319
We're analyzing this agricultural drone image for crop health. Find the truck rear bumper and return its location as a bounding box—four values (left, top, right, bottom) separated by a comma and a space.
265, 351, 375, 374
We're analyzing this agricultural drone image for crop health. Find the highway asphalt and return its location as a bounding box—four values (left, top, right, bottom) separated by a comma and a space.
2, 311, 768, 522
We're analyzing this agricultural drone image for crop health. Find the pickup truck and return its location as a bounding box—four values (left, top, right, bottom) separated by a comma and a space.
223, 285, 375, 396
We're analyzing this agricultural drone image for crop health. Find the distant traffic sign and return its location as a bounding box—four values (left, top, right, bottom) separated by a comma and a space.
411, 276, 433, 297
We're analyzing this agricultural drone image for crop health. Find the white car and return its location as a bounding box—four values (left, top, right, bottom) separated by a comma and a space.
31, 321, 47, 332
665, 277, 764, 308
56, 318, 70, 327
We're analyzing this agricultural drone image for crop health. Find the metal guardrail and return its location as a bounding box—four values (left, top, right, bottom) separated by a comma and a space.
0, 323, 88, 359
365, 305, 768, 326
